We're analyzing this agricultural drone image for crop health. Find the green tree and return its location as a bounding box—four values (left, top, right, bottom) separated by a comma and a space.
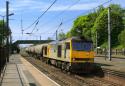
66, 31, 71, 38
66, 4, 125, 48
66, 6, 104, 39
0, 20, 10, 45
58, 32, 66, 40
67, 12, 97, 40
92, 4, 124, 47
118, 30, 125, 47
47, 37, 52, 40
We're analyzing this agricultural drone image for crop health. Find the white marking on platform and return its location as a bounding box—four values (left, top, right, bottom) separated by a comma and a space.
31, 62, 61, 86
17, 64, 30, 86
20, 56, 60, 86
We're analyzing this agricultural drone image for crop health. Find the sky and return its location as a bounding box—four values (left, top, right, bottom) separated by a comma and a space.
0, 0, 125, 42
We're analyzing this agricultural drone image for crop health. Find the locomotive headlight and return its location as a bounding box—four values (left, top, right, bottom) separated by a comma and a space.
72, 58, 75, 61
86, 52, 89, 55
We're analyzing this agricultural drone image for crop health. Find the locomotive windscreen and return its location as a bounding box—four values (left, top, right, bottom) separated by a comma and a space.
72, 42, 92, 51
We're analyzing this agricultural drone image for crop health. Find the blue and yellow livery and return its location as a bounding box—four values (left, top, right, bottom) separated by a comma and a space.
25, 37, 95, 73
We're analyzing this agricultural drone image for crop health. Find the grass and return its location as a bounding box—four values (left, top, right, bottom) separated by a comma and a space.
114, 45, 125, 49
99, 43, 125, 49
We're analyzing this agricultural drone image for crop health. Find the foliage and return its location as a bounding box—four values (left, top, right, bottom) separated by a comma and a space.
58, 32, 66, 40
0, 20, 10, 45
47, 37, 52, 40
66, 6, 105, 39
115, 44, 124, 49
92, 4, 124, 47
118, 30, 125, 47
67, 4, 125, 48
0, 20, 10, 36
67, 12, 97, 40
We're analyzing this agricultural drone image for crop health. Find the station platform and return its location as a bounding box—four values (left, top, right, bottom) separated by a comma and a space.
1, 54, 125, 86
0, 54, 60, 86
95, 56, 125, 72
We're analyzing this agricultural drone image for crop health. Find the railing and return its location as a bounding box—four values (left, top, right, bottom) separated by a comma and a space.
0, 47, 8, 78
96, 48, 125, 56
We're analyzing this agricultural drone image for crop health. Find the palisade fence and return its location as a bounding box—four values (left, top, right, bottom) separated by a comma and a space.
0, 46, 8, 79
96, 48, 125, 56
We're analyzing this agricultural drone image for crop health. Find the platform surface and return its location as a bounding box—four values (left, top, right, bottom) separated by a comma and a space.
1, 54, 125, 86
95, 56, 125, 72
1, 54, 60, 86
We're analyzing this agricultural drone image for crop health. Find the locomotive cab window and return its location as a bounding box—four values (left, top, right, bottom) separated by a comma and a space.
45, 46, 47, 55
64, 42, 70, 58
72, 41, 92, 51
57, 45, 62, 57
66, 42, 70, 49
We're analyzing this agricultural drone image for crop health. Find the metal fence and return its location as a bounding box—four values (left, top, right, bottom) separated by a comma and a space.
0, 47, 8, 77
97, 48, 125, 56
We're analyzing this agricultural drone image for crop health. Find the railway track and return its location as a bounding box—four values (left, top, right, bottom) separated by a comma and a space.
74, 75, 120, 86
103, 68, 125, 78
101, 68, 125, 85
23, 56, 124, 86
24, 57, 85, 86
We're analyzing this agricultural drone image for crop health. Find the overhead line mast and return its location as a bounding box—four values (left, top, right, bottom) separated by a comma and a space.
56, 22, 63, 40
108, 7, 111, 61
21, 16, 23, 36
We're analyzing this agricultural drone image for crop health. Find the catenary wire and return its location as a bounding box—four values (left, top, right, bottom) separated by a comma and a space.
23, 0, 58, 31
50, 0, 113, 39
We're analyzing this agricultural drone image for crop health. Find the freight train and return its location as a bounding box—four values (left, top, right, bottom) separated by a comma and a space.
23, 37, 95, 73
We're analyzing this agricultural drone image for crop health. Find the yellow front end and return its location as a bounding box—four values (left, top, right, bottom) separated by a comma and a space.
70, 40, 95, 63
69, 40, 95, 73
71, 51, 94, 63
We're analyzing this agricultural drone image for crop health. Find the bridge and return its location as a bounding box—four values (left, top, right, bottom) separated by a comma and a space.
12, 40, 53, 53
13, 40, 53, 45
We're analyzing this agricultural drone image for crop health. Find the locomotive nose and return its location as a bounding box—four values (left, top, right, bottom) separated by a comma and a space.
72, 51, 91, 58
71, 51, 94, 62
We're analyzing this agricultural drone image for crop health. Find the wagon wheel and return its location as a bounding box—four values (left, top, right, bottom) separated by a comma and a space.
61, 63, 65, 70
66, 63, 71, 71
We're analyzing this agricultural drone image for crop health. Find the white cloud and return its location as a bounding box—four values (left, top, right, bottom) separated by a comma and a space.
0, 0, 33, 13
12, 0, 36, 7
0, 8, 15, 14
10, 0, 48, 11
5, 0, 100, 13
0, 8, 6, 13
50, 3, 99, 11
26, 2, 99, 11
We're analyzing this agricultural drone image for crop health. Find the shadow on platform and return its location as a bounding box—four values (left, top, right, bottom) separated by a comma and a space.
95, 63, 112, 66
29, 83, 37, 86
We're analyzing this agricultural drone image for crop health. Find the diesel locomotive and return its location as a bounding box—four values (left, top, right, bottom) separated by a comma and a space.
25, 37, 95, 73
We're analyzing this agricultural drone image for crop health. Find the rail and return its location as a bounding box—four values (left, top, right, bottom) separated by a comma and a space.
23, 56, 123, 86
102, 68, 125, 78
